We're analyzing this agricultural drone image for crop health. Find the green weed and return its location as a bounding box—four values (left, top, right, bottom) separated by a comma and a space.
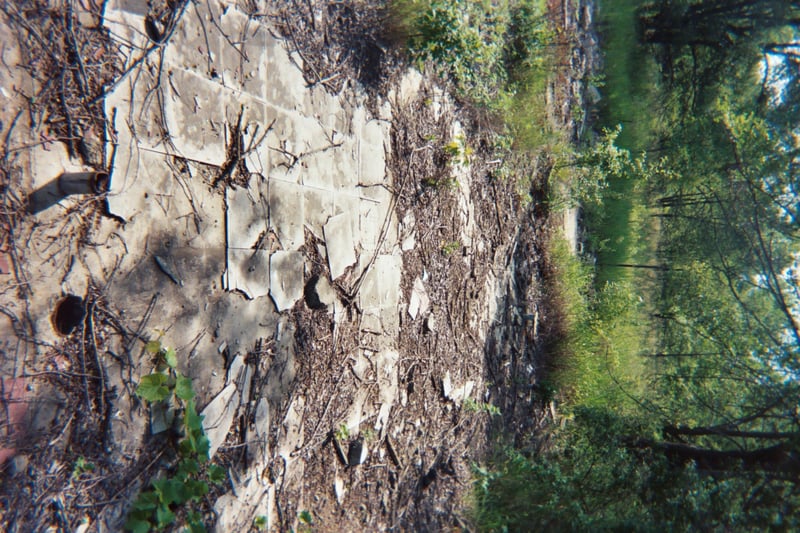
334, 423, 350, 442
441, 240, 461, 255
463, 398, 501, 416
253, 515, 268, 530
360, 427, 377, 442
125, 339, 225, 533
71, 456, 95, 479
443, 133, 473, 166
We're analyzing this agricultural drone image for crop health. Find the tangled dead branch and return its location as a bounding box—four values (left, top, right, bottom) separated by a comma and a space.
2, 0, 125, 168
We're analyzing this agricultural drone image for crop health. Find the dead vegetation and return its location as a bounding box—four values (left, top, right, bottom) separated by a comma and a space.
2, 0, 123, 167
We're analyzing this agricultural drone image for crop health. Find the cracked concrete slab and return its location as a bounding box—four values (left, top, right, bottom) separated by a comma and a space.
162, 68, 227, 165
264, 35, 309, 111
226, 183, 267, 250
225, 249, 270, 299
302, 186, 334, 240
93, 1, 405, 527
268, 178, 305, 251
359, 120, 389, 186
359, 254, 402, 313
162, 0, 223, 78
324, 212, 357, 280
270, 251, 304, 311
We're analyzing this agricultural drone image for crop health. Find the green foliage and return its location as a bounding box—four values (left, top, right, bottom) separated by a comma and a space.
360, 427, 377, 442
463, 398, 501, 416
334, 423, 350, 442
136, 373, 171, 403
470, 407, 784, 531
125, 340, 223, 532
71, 456, 95, 479
298, 510, 313, 525
459, 0, 800, 529
391, 0, 555, 113
399, 0, 510, 105
440, 240, 460, 255
253, 515, 268, 531
546, 237, 647, 409
443, 133, 473, 166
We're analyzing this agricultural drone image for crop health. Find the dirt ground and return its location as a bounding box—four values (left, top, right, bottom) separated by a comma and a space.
0, 0, 598, 531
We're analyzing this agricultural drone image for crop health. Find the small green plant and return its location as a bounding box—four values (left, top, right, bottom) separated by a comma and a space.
422, 175, 457, 190
334, 423, 350, 442
295, 509, 314, 532
360, 427, 376, 442
125, 339, 226, 533
441, 240, 461, 256
463, 398, 502, 416
443, 134, 473, 166
72, 456, 95, 479
253, 515, 268, 531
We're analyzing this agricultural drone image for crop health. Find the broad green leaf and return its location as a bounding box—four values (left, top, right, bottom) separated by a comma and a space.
153, 478, 182, 506
163, 347, 177, 368
208, 464, 226, 484
177, 458, 200, 480
195, 434, 210, 462
184, 479, 209, 501
155, 504, 175, 528
123, 518, 151, 533
136, 373, 170, 403
184, 400, 204, 431
299, 510, 313, 524
145, 340, 161, 353
175, 375, 195, 401
131, 490, 159, 511
179, 439, 194, 458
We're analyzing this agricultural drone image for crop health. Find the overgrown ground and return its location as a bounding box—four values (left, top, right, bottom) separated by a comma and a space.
0, 1, 597, 531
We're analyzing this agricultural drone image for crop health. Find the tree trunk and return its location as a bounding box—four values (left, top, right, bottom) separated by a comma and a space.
664, 425, 800, 440
631, 438, 800, 476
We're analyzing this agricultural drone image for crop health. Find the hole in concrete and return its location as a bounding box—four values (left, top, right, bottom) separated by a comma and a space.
304, 275, 325, 310
53, 295, 86, 335
93, 172, 110, 194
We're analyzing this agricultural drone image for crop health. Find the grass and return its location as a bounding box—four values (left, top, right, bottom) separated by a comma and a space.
547, 0, 662, 411
591, 0, 660, 282
388, 0, 557, 151
546, 236, 647, 410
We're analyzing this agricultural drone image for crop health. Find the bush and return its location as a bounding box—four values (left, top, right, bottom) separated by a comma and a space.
389, 0, 553, 110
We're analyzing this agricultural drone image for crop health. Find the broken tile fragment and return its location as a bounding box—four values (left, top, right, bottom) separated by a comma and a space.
201, 383, 239, 460
269, 251, 304, 311
324, 212, 357, 280
407, 277, 430, 320
225, 249, 270, 299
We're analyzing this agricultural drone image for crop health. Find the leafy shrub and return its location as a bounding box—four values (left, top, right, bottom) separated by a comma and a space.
403, 0, 510, 105
390, 0, 554, 110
